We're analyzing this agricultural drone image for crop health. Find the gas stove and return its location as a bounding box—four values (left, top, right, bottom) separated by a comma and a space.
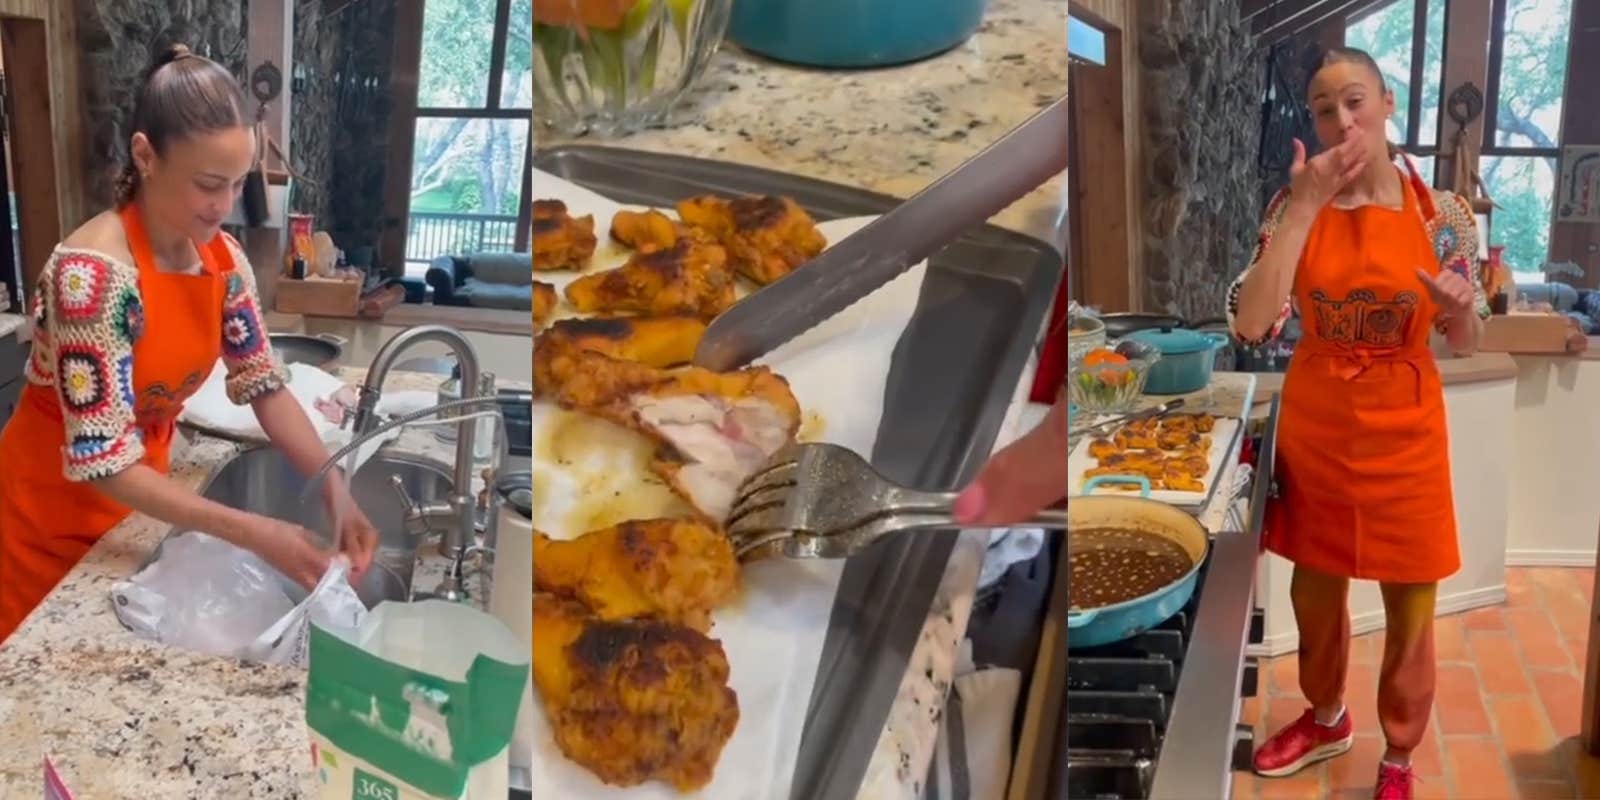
1054, 402, 1278, 800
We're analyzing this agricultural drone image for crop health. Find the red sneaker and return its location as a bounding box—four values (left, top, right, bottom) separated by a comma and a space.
1252, 708, 1354, 777
1374, 761, 1415, 800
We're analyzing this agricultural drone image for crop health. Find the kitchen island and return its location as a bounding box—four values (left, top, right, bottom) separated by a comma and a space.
537, 1, 1067, 796
0, 368, 499, 797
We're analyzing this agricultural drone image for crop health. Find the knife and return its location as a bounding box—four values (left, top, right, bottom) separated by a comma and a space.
692, 93, 1071, 371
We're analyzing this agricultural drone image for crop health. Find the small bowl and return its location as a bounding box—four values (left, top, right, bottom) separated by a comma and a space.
1069, 341, 1161, 413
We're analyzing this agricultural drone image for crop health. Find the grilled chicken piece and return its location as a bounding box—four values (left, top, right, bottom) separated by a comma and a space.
533, 593, 739, 791
534, 281, 559, 327
533, 518, 739, 633
676, 194, 827, 285
534, 315, 706, 393
564, 239, 736, 318
534, 199, 598, 271
544, 349, 801, 521
609, 209, 682, 253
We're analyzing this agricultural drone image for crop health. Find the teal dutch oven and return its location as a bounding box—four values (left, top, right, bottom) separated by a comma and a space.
728, 0, 990, 68
1126, 327, 1229, 395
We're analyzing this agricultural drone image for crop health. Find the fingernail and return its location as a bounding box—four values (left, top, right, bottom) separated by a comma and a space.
953, 484, 986, 523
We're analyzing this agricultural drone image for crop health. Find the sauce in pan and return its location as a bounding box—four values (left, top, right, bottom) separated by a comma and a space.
1069, 528, 1193, 610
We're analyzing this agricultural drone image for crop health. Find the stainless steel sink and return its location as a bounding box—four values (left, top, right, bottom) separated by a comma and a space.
147, 447, 454, 608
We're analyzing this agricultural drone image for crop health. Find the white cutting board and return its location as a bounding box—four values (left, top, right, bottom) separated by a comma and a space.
529, 168, 929, 798
1066, 416, 1242, 506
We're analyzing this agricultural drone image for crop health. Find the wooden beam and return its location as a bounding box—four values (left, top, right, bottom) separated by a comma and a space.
243, 0, 294, 308
1433, 0, 1493, 193
1551, 0, 1600, 287
378, 0, 427, 274
1257, 0, 1379, 44
1067, 0, 1125, 32
1071, 13, 1136, 312
2, 17, 58, 295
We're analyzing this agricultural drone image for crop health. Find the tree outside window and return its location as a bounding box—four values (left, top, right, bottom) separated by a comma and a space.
1480, 0, 1572, 280
406, 0, 533, 276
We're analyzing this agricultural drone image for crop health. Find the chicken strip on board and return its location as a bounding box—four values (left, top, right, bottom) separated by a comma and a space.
533, 281, 558, 327
533, 517, 740, 632
677, 194, 827, 285
545, 349, 801, 521
533, 315, 708, 396
533, 593, 740, 791
533, 199, 598, 271
564, 238, 736, 319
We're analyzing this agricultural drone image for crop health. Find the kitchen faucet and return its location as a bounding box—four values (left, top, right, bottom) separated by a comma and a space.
351, 325, 483, 561
303, 324, 501, 601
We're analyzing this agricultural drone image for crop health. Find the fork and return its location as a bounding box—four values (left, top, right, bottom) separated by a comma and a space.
725, 441, 1070, 561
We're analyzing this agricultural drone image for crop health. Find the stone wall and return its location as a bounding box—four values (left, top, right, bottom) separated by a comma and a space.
74, 0, 397, 259
1137, 0, 1263, 321
75, 0, 249, 210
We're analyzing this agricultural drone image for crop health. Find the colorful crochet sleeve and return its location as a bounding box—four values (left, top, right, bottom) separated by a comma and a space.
1428, 190, 1490, 332
218, 235, 288, 404
27, 250, 147, 481
1225, 186, 1296, 347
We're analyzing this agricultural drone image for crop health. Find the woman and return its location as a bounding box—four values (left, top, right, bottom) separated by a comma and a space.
1228, 47, 1486, 800
0, 45, 379, 644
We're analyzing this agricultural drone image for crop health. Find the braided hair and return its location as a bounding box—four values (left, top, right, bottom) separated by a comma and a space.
115, 43, 249, 207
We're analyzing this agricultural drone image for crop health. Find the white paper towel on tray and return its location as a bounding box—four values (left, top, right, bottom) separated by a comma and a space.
180, 360, 350, 441
530, 168, 929, 798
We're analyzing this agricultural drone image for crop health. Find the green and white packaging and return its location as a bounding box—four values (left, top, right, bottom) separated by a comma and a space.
306, 600, 529, 799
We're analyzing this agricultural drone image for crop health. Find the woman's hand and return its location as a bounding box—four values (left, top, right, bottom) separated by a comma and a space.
248, 517, 334, 591
1286, 137, 1369, 214
1417, 267, 1476, 320
322, 477, 379, 582
951, 399, 1069, 526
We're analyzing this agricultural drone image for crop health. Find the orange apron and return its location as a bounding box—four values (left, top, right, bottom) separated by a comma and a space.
1264, 167, 1461, 584
0, 204, 237, 642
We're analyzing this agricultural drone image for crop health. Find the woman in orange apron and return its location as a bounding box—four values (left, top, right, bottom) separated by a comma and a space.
1227, 48, 1485, 800
0, 46, 377, 644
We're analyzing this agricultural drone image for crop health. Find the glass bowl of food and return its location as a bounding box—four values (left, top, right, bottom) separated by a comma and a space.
1069, 341, 1160, 414
534, 0, 734, 136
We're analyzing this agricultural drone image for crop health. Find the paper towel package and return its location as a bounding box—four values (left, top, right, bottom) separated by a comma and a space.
306, 601, 529, 799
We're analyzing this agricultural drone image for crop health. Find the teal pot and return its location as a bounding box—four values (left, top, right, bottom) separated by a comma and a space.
728, 0, 989, 68
1067, 477, 1210, 648
1126, 327, 1229, 395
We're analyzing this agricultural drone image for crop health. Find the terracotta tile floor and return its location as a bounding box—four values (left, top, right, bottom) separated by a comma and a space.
1233, 567, 1600, 800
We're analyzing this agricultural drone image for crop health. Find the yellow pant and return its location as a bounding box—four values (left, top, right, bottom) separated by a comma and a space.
1291, 565, 1439, 755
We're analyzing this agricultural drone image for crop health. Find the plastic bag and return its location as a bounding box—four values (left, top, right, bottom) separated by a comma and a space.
110, 531, 368, 667
306, 601, 529, 799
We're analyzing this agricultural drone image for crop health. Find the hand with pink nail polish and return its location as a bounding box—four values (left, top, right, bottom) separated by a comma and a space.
951, 400, 1069, 527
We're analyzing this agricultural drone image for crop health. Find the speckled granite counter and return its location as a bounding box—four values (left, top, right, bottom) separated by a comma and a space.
0, 368, 516, 797
536, 0, 1069, 250
0, 313, 24, 341
539, 3, 1066, 796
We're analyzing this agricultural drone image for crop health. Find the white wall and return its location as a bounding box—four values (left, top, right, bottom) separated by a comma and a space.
1252, 376, 1514, 656
1504, 355, 1600, 566
280, 317, 532, 385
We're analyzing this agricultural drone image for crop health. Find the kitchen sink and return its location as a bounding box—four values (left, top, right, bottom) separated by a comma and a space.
147, 447, 455, 608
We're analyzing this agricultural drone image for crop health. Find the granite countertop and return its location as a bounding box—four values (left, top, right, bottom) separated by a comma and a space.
0, 368, 512, 797
540, 4, 1066, 794
536, 0, 1069, 251
0, 312, 24, 341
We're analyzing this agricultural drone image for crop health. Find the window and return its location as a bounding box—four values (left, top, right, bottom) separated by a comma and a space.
406, 0, 533, 277
1345, 0, 1445, 177
1481, 0, 1573, 280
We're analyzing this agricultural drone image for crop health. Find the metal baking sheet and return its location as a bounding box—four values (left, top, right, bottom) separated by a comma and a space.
533, 144, 1064, 800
